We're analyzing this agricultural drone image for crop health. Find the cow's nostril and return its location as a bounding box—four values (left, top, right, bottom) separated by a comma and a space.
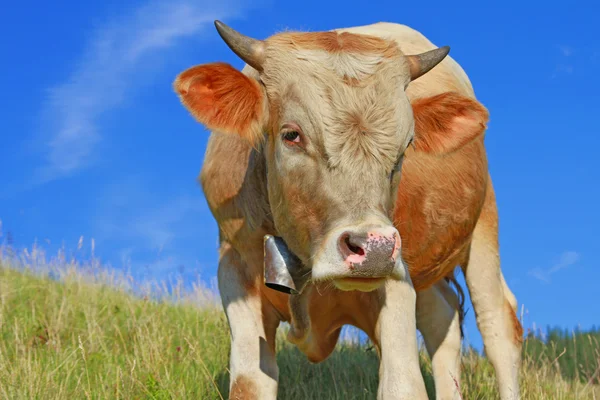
345, 235, 365, 256
339, 232, 368, 259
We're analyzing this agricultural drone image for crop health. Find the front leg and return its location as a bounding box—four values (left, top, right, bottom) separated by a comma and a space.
417, 280, 463, 400
376, 277, 429, 400
218, 243, 279, 400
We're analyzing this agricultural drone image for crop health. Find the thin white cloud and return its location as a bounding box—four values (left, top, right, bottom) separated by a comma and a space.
529, 251, 581, 284
551, 64, 574, 79
33, 0, 250, 184
129, 196, 204, 250
548, 251, 580, 273
95, 185, 218, 284
528, 267, 550, 284
94, 176, 206, 253
558, 45, 573, 57
550, 44, 575, 79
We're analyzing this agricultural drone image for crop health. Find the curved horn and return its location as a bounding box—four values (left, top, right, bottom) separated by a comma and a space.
214, 20, 266, 72
405, 46, 450, 81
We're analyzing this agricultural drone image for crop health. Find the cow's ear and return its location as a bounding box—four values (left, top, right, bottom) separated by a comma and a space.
411, 92, 489, 154
174, 62, 267, 145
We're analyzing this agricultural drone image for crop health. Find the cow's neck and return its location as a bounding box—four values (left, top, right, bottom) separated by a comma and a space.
238, 143, 274, 233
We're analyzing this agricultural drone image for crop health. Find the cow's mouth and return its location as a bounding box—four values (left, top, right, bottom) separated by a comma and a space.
333, 277, 386, 292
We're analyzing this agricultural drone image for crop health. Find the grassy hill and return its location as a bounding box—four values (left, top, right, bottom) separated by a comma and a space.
0, 262, 598, 399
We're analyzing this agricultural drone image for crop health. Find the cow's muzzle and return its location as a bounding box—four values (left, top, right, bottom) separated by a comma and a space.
310, 223, 406, 290
263, 235, 310, 295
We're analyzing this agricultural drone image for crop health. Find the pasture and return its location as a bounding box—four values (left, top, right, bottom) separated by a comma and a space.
1, 245, 598, 399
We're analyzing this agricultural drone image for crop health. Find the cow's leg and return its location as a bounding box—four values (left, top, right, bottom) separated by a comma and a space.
376, 277, 429, 400
218, 243, 279, 400
463, 214, 522, 400
416, 280, 462, 400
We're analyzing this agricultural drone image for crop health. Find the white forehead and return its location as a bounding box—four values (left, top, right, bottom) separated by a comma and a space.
320, 71, 413, 173
264, 51, 413, 174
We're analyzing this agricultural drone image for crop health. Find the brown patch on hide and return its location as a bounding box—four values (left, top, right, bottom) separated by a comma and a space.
342, 75, 362, 86
270, 31, 399, 58
282, 182, 330, 258
288, 285, 382, 363
393, 112, 489, 291
230, 375, 258, 400
507, 300, 524, 345
477, 178, 500, 244
218, 241, 261, 297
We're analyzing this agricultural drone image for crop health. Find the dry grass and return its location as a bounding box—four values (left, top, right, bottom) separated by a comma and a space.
0, 242, 598, 399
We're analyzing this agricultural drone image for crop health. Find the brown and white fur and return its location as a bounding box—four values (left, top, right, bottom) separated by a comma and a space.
174, 21, 522, 400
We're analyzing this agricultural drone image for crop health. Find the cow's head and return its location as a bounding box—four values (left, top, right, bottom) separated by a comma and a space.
174, 21, 488, 292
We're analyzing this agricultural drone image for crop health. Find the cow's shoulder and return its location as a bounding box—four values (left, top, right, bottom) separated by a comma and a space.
200, 128, 272, 246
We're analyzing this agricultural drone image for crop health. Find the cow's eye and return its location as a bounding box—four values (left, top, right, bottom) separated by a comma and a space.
283, 131, 301, 144
390, 154, 404, 180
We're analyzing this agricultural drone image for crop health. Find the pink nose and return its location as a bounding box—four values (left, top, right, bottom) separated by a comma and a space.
338, 228, 400, 273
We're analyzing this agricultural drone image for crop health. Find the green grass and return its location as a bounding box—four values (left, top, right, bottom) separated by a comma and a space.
0, 260, 598, 399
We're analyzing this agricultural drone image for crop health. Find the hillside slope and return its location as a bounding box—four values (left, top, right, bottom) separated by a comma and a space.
0, 264, 598, 399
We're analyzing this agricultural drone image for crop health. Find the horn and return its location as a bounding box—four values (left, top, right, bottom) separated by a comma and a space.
405, 46, 450, 81
214, 20, 266, 72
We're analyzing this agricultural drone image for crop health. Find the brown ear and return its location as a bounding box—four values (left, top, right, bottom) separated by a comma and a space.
411, 92, 489, 154
173, 62, 267, 145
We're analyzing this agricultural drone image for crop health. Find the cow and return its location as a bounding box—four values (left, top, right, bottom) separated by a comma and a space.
173, 20, 523, 400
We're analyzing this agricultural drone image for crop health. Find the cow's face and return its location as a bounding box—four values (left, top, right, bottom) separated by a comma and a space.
175, 22, 489, 292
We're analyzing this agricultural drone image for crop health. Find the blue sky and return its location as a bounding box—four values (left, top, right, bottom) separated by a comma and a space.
1, 0, 599, 349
